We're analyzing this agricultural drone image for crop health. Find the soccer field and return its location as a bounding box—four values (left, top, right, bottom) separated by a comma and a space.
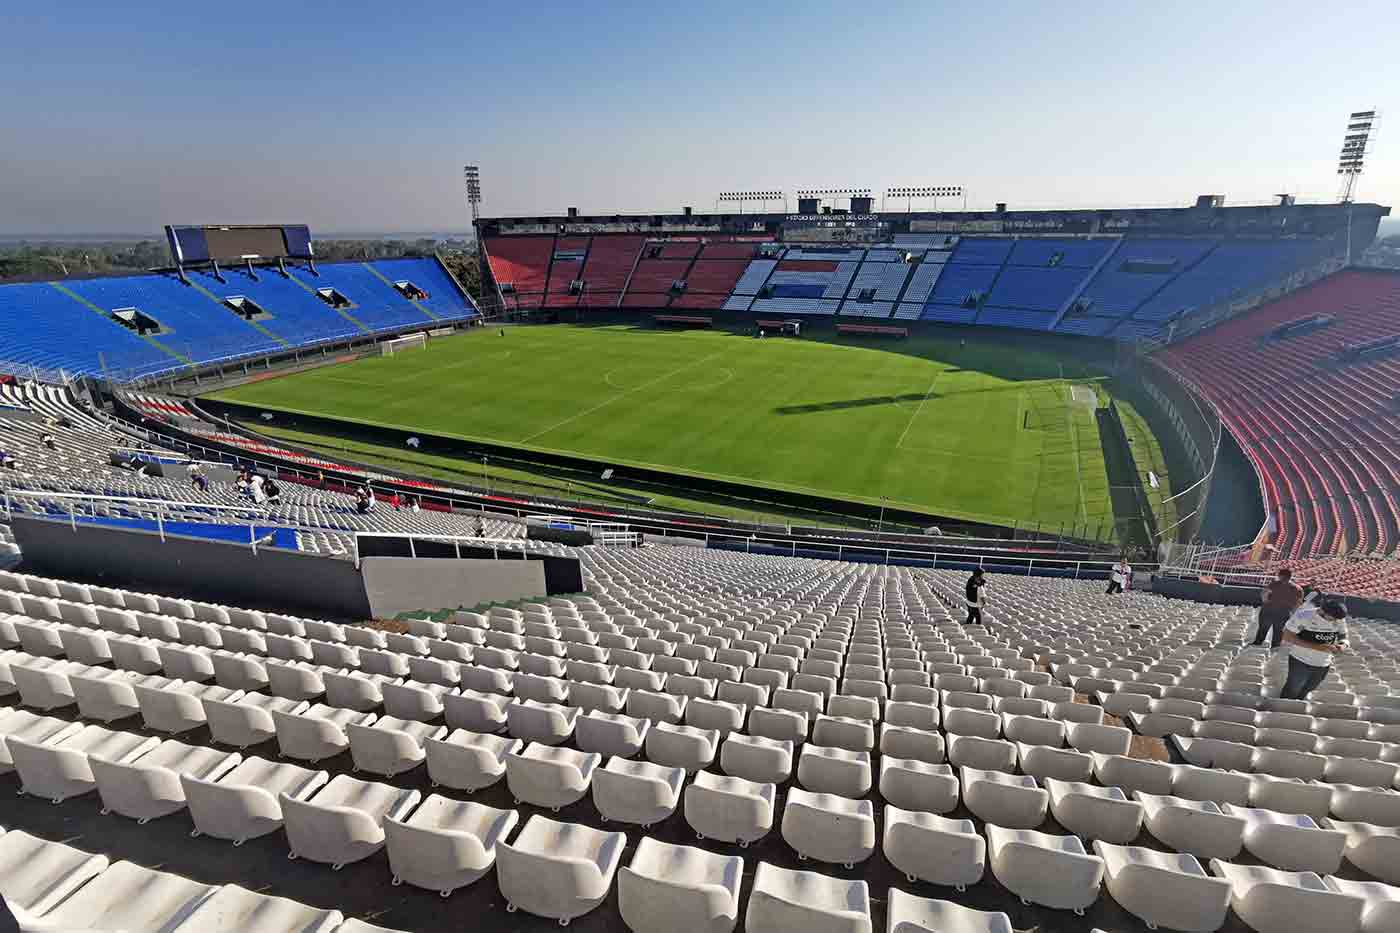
212, 324, 1125, 530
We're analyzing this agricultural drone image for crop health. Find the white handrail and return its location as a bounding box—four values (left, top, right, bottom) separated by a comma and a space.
2, 488, 264, 515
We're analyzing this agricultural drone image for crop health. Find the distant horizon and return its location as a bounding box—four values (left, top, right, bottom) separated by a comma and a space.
3, 211, 1396, 246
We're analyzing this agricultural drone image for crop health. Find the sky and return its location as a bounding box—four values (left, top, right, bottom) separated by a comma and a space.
0, 0, 1395, 235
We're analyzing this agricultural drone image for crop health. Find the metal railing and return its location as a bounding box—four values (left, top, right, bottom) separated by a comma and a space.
0, 488, 286, 554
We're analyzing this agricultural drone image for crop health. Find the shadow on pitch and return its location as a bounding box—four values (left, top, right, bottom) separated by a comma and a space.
774, 393, 939, 415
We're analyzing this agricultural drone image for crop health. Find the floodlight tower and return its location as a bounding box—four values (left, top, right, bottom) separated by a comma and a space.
1337, 110, 1377, 203
463, 164, 483, 223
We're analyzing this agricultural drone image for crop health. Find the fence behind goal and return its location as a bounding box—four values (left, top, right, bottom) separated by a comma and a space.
382, 333, 428, 356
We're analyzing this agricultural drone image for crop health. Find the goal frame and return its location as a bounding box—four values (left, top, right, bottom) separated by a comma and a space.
382, 332, 428, 356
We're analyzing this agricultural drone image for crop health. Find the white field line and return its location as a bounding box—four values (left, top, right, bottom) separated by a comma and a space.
519, 351, 725, 444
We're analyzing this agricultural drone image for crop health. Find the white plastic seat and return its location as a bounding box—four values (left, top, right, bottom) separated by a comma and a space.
946, 734, 1018, 772
209, 651, 268, 692
986, 825, 1105, 913
380, 681, 455, 722
1002, 713, 1065, 747
0, 830, 109, 919
0, 710, 79, 773
266, 660, 326, 702
885, 889, 1009, 933
1017, 742, 1094, 782
506, 698, 579, 745
878, 722, 945, 764
496, 814, 625, 924
273, 704, 375, 762
281, 774, 421, 868
1324, 818, 1400, 884
883, 807, 985, 890
1091, 752, 1175, 796
797, 743, 872, 798
424, 729, 520, 791
720, 732, 793, 784
384, 795, 519, 895
1137, 791, 1246, 859
1209, 860, 1365, 933
1045, 779, 1143, 843
322, 670, 392, 712
20, 860, 215, 931
618, 837, 743, 933
10, 724, 159, 803
91, 738, 241, 822
569, 681, 630, 714
204, 693, 307, 749
346, 717, 446, 777
592, 757, 685, 826
781, 788, 875, 867
167, 882, 341, 932
442, 688, 510, 733
1249, 773, 1334, 821
135, 680, 237, 734
1093, 841, 1231, 933
1323, 877, 1400, 933
646, 721, 720, 772
879, 757, 959, 813
1176, 735, 1255, 771
684, 770, 776, 846
961, 766, 1049, 828
575, 710, 650, 758
744, 862, 871, 933
70, 670, 168, 723
183, 756, 328, 844
1173, 763, 1252, 806
1223, 803, 1347, 874
1066, 721, 1132, 755
505, 743, 601, 809
748, 706, 808, 745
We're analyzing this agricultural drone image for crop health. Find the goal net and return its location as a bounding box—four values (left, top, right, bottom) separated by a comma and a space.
382, 332, 427, 356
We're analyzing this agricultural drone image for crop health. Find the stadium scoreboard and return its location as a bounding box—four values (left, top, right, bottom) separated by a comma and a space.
165, 224, 314, 265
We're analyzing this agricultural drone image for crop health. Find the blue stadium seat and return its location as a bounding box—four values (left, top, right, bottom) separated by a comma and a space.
0, 258, 478, 379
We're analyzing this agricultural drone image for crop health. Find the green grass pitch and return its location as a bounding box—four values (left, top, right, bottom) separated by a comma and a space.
213, 324, 1133, 532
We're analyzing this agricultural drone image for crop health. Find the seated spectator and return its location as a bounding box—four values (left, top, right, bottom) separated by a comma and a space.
263, 479, 281, 505
354, 487, 370, 514
39, 431, 56, 450
0, 450, 15, 470
410, 496, 421, 514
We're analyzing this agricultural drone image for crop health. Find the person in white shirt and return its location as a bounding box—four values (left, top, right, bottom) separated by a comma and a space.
1106, 558, 1131, 595
1279, 596, 1349, 700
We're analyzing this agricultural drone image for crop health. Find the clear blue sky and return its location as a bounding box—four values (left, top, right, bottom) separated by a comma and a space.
1, 0, 1394, 235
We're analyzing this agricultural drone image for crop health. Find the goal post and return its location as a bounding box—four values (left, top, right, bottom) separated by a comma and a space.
382, 332, 428, 356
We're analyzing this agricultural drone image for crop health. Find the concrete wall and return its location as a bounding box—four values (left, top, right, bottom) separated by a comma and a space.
11, 515, 373, 620
1151, 575, 1400, 622
361, 557, 547, 617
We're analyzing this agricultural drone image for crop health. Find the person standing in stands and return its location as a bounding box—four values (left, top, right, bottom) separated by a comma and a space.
1279, 596, 1349, 700
964, 569, 988, 627
1106, 556, 1132, 595
354, 487, 370, 514
1252, 567, 1304, 650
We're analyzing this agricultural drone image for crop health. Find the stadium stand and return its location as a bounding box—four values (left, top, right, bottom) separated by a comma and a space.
0, 258, 478, 381
482, 235, 552, 310
0, 382, 533, 559
1159, 268, 1400, 564
3, 547, 1400, 931
477, 228, 1354, 347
